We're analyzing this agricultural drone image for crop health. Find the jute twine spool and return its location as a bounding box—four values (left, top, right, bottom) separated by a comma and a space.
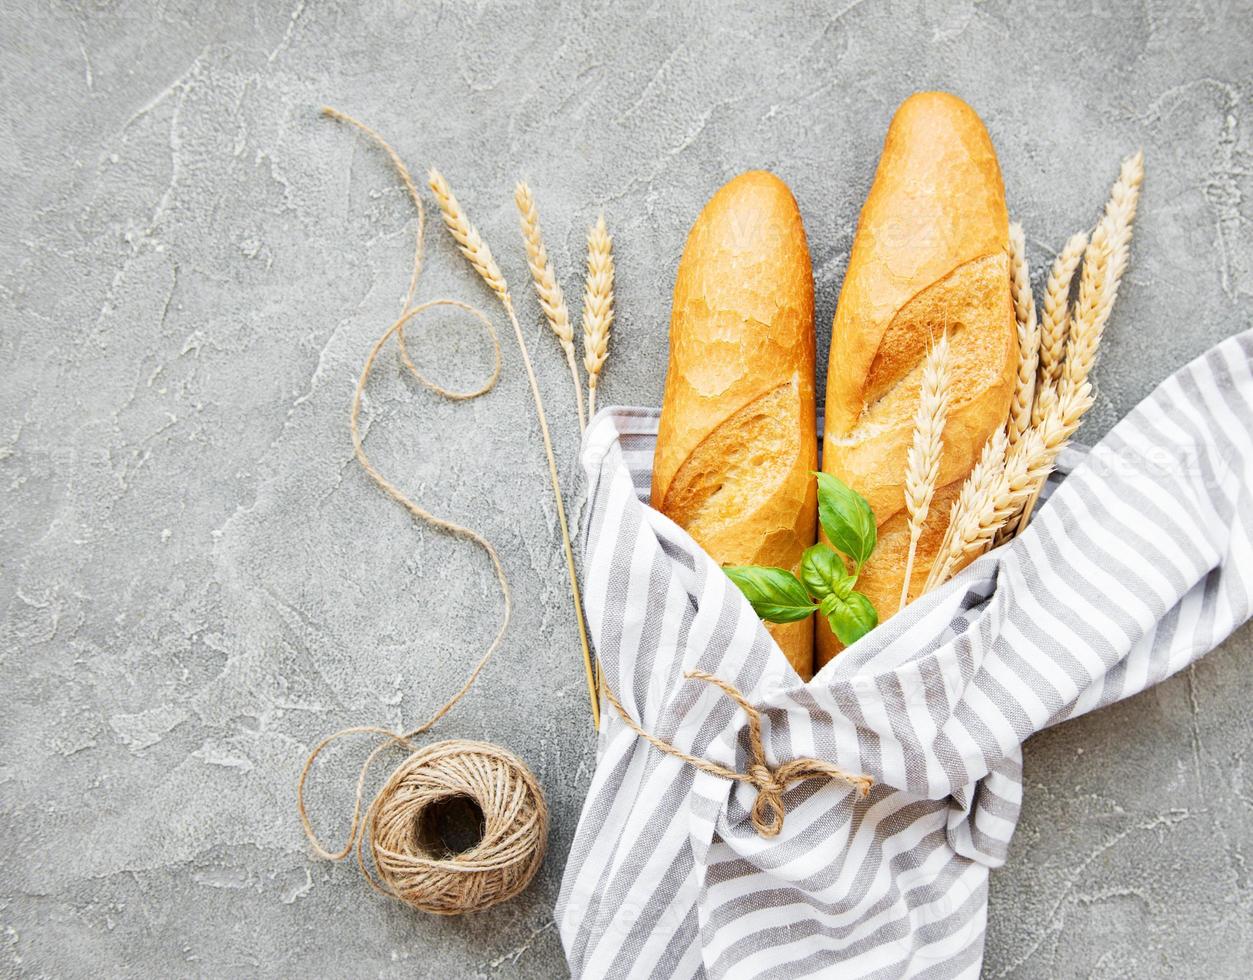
297, 108, 547, 916
368, 740, 547, 915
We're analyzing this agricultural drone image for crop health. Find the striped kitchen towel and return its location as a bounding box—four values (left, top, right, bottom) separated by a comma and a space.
556, 330, 1253, 979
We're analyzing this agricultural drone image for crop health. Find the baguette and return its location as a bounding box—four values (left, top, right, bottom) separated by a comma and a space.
818, 92, 1017, 667
652, 171, 818, 680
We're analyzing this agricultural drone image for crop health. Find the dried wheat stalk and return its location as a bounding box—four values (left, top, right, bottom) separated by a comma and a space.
1104, 152, 1144, 288
1006, 222, 1040, 449
1035, 230, 1089, 418
1060, 152, 1144, 400
924, 429, 1007, 592
900, 333, 951, 610
582, 214, 615, 420
428, 168, 600, 729
514, 182, 586, 431
428, 170, 510, 303
994, 223, 1043, 547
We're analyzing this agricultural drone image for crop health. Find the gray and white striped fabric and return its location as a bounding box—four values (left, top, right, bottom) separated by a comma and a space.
557, 331, 1253, 979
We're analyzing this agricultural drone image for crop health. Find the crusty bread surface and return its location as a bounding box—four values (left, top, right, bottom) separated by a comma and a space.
652, 170, 817, 680
818, 92, 1017, 667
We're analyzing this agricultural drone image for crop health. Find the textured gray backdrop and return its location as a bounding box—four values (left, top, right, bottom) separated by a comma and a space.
2, 1, 1250, 977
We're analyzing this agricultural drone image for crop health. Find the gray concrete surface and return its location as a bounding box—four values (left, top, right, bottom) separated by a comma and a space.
2, 1, 1250, 977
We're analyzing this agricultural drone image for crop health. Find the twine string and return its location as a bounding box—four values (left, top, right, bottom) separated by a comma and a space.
296, 108, 545, 916
602, 670, 873, 838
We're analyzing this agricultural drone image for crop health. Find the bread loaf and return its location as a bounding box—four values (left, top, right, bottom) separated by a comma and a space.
818, 92, 1017, 667
652, 171, 817, 680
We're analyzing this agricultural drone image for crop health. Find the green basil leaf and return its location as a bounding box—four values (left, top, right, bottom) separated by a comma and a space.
801, 543, 852, 600
724, 566, 818, 624
821, 589, 879, 646
815, 471, 877, 570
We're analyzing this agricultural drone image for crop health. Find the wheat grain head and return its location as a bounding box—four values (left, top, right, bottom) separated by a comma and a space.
1006, 222, 1040, 448
1062, 152, 1144, 397
428, 168, 510, 305
582, 213, 615, 417
515, 182, 574, 348
925, 429, 1008, 592
900, 333, 951, 608
1034, 230, 1089, 427
515, 181, 586, 429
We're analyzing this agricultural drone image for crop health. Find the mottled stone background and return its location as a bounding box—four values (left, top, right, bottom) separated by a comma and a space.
2, 1, 1250, 976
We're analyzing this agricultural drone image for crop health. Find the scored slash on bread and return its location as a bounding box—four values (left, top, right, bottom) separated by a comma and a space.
652, 171, 818, 681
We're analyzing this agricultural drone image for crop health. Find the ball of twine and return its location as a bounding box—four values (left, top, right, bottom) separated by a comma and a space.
365, 739, 548, 915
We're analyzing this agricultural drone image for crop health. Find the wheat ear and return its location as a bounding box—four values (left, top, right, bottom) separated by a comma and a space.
428, 168, 600, 729
515, 182, 586, 431
1012, 151, 1143, 536
994, 224, 1042, 547
1006, 223, 1040, 451
1035, 230, 1089, 418
1061, 151, 1144, 399
900, 333, 951, 611
931, 430, 1045, 589
930, 381, 1097, 590
924, 430, 1008, 592
582, 214, 615, 420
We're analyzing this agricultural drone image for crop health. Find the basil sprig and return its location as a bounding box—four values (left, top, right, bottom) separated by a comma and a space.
725, 473, 879, 646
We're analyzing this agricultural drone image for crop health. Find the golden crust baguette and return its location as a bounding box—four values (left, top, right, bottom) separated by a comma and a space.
652, 171, 817, 680
818, 92, 1017, 667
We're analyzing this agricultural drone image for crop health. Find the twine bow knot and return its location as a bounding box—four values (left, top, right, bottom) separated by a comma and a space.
746, 762, 787, 836
604, 669, 873, 838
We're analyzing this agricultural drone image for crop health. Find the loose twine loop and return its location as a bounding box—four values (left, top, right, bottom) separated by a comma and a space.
603, 671, 873, 838
296, 107, 546, 916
